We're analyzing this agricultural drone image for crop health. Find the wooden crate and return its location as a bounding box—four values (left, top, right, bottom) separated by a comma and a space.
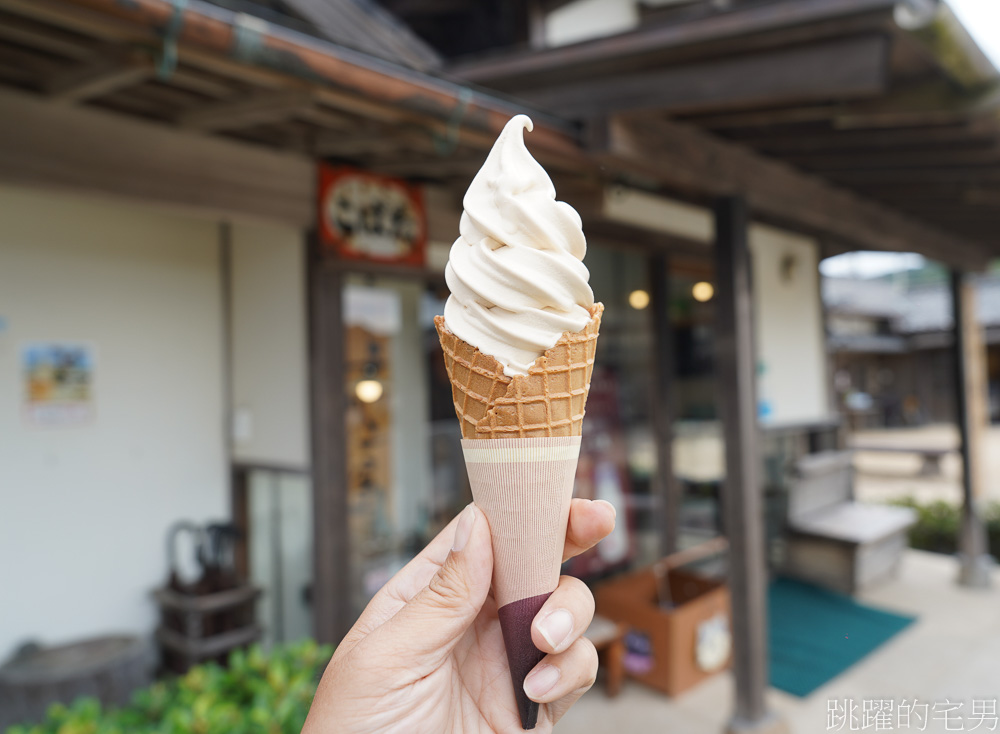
594, 566, 731, 696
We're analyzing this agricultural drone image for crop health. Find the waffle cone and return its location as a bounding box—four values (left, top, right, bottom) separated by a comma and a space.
434, 303, 603, 439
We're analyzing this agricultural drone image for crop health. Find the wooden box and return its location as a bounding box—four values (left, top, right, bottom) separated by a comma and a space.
594, 566, 732, 696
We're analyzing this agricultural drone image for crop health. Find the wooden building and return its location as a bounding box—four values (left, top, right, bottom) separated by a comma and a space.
1, 0, 998, 731
826, 271, 1000, 428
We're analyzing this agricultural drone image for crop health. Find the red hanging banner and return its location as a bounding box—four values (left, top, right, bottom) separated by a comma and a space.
318, 164, 426, 267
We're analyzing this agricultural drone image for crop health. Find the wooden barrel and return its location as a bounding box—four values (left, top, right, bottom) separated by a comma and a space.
0, 635, 152, 729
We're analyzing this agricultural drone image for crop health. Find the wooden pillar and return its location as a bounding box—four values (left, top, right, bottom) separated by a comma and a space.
950, 270, 992, 588
308, 240, 353, 644
714, 198, 786, 734
650, 253, 680, 557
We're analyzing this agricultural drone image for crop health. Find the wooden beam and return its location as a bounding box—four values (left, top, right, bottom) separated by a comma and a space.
787, 146, 1000, 170
736, 119, 999, 154
0, 10, 96, 59
450, 0, 895, 83
296, 106, 358, 131
312, 127, 430, 157
365, 156, 483, 179
0, 43, 66, 78
0, 86, 314, 226
308, 241, 353, 644
581, 218, 712, 259
44, 50, 153, 102
847, 183, 1000, 200
714, 197, 786, 734
598, 114, 990, 268
682, 104, 840, 131
518, 35, 889, 117
177, 90, 315, 131
834, 79, 996, 124
967, 188, 1000, 205
826, 167, 1000, 185
950, 270, 992, 588
382, 0, 473, 15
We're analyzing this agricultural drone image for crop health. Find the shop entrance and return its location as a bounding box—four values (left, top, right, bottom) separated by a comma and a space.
566, 243, 725, 584
307, 237, 729, 639
342, 274, 469, 615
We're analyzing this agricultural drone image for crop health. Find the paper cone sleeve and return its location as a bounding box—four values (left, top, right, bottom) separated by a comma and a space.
462, 437, 582, 730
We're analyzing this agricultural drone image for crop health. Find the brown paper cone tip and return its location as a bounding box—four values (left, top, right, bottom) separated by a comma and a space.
498, 592, 551, 730
461, 437, 581, 730
435, 303, 603, 439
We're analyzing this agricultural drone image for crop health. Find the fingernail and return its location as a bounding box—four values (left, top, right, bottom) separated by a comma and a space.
595, 499, 616, 519
452, 504, 475, 552
537, 609, 574, 651
524, 664, 561, 699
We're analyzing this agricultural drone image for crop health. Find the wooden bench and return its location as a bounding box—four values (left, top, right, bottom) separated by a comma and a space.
848, 443, 955, 476
781, 451, 916, 595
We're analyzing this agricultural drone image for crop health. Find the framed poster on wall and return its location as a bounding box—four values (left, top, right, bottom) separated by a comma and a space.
22, 342, 95, 427
318, 164, 426, 267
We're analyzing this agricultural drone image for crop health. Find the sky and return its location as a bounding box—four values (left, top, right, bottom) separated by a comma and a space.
947, 0, 1000, 68
821, 1, 999, 279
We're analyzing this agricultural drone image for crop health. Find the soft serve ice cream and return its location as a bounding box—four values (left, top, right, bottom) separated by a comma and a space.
435, 114, 605, 729
444, 115, 595, 377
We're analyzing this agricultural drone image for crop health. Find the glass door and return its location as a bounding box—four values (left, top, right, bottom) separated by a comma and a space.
668, 264, 725, 545
342, 275, 469, 615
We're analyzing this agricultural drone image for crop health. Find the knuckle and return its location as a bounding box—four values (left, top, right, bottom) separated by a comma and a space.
557, 575, 595, 610
423, 557, 473, 614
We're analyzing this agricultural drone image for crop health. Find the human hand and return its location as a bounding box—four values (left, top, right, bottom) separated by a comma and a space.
302, 498, 616, 734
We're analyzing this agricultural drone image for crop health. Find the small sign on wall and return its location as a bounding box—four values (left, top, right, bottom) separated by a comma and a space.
318, 164, 426, 267
22, 342, 95, 427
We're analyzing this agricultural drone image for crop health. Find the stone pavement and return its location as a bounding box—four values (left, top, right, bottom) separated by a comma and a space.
561, 549, 1000, 734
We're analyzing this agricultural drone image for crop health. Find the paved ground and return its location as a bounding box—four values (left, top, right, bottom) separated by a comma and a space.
852, 424, 1000, 505
562, 549, 1000, 734
563, 425, 1000, 733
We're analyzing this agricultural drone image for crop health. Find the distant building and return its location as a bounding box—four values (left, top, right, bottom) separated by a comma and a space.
824, 269, 1000, 428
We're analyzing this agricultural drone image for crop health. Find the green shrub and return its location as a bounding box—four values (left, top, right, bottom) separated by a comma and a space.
5, 640, 333, 734
890, 497, 1000, 557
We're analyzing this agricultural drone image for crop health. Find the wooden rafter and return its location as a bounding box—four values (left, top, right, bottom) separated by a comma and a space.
787, 146, 1000, 170
825, 168, 1000, 184
312, 127, 429, 157
450, 0, 896, 84
597, 113, 991, 266
517, 34, 890, 117
0, 10, 95, 59
44, 50, 153, 102
176, 90, 315, 131
728, 119, 998, 153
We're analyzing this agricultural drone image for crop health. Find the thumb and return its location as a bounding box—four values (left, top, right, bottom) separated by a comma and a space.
374, 504, 493, 668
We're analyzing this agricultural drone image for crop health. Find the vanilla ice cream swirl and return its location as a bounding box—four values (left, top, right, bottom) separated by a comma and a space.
444, 115, 595, 377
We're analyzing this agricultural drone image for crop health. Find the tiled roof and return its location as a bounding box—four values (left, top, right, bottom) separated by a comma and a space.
824, 273, 1000, 334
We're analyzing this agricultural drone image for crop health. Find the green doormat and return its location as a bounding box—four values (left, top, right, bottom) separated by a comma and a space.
768, 578, 916, 697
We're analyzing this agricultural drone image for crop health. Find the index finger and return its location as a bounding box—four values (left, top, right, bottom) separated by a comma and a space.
562, 498, 616, 561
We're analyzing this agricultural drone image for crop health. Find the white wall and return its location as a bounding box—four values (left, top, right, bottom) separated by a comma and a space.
750, 223, 829, 425
0, 186, 227, 661
545, 0, 638, 46
229, 222, 309, 468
